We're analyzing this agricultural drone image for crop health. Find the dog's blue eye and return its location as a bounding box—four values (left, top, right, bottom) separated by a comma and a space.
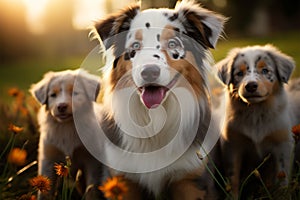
262, 68, 269, 75
132, 41, 141, 50
168, 39, 178, 49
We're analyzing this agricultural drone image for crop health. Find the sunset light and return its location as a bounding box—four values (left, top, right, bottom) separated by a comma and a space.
21, 0, 106, 34
22, 0, 48, 34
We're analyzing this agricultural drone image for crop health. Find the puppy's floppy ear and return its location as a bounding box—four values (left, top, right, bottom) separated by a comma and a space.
29, 71, 55, 105
265, 44, 295, 83
215, 48, 240, 85
176, 0, 226, 49
92, 4, 140, 56
77, 70, 101, 101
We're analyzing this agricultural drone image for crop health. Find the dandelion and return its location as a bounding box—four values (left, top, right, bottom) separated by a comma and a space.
7, 148, 27, 166
54, 163, 69, 177
30, 175, 51, 194
98, 176, 128, 200
8, 123, 24, 134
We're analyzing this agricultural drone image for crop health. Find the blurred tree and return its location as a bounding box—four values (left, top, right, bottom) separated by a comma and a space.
0, 0, 31, 62
42, 0, 75, 57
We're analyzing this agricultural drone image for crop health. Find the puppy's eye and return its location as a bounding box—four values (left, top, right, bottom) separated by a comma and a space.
73, 91, 78, 96
132, 41, 141, 50
236, 71, 244, 77
50, 93, 57, 98
168, 39, 178, 49
262, 68, 269, 75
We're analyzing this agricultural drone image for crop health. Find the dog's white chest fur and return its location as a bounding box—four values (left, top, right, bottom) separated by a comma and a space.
106, 87, 205, 195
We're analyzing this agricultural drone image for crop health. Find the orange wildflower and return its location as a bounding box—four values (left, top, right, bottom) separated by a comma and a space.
54, 163, 69, 177
7, 148, 27, 166
30, 175, 51, 194
17, 194, 36, 200
277, 170, 286, 179
8, 123, 24, 134
98, 176, 128, 200
8, 87, 22, 97
292, 124, 300, 136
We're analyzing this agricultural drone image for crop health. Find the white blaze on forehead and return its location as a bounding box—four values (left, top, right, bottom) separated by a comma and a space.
236, 48, 269, 82
125, 9, 185, 48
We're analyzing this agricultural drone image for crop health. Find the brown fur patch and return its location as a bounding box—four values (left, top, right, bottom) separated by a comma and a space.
160, 25, 176, 42
160, 25, 206, 99
257, 60, 266, 69
109, 55, 133, 92
263, 130, 289, 144
164, 50, 205, 99
134, 29, 143, 41
239, 62, 247, 73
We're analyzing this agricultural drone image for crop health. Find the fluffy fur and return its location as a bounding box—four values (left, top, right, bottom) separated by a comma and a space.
30, 69, 105, 200
92, 0, 226, 199
216, 44, 295, 198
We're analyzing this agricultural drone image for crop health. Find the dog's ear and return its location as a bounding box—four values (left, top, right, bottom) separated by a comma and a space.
78, 70, 101, 101
92, 4, 140, 54
29, 71, 54, 105
265, 45, 295, 83
176, 0, 226, 49
216, 48, 240, 85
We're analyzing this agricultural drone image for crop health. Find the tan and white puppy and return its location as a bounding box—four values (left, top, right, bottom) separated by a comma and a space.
216, 44, 295, 198
92, 0, 226, 199
30, 69, 105, 200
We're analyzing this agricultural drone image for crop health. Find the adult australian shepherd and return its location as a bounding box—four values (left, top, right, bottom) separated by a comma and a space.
216, 44, 295, 198
92, 0, 225, 199
30, 70, 105, 200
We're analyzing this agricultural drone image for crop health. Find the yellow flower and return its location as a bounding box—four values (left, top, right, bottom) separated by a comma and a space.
253, 169, 261, 178
54, 163, 69, 177
30, 175, 51, 194
8, 123, 24, 134
225, 182, 231, 192
7, 148, 27, 166
98, 176, 128, 200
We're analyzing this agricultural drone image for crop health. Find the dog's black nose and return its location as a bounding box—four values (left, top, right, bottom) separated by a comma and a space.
57, 103, 68, 113
141, 65, 160, 82
245, 82, 258, 93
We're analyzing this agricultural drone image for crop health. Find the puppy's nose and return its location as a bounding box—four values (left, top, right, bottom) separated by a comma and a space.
57, 103, 68, 113
245, 82, 258, 93
141, 65, 160, 82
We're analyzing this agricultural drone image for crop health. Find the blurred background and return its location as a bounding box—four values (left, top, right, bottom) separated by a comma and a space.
0, 0, 299, 95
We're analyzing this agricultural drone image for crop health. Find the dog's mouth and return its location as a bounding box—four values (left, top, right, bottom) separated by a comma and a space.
138, 74, 179, 109
56, 113, 73, 121
241, 94, 269, 103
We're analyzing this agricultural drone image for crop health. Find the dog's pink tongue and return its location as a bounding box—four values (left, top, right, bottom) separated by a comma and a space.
141, 87, 166, 109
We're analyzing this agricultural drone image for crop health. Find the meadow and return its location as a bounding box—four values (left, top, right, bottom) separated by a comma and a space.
0, 31, 300, 199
